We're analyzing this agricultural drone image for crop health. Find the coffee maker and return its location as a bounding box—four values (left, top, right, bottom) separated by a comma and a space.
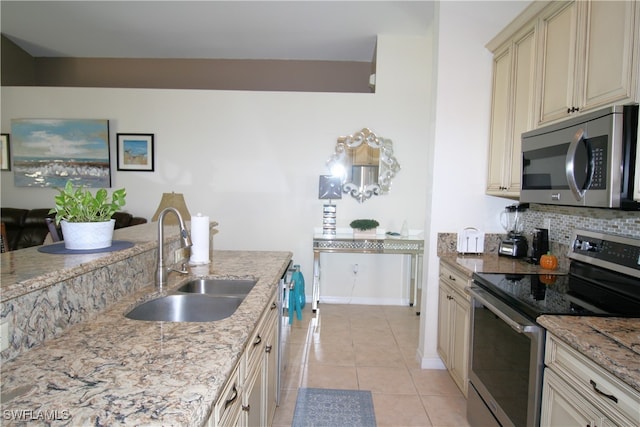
530, 227, 550, 263
498, 203, 529, 258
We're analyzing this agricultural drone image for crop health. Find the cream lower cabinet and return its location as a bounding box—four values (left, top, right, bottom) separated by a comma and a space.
437, 261, 471, 397
208, 291, 279, 427
242, 294, 278, 427
537, 0, 639, 125
209, 362, 242, 427
541, 333, 640, 427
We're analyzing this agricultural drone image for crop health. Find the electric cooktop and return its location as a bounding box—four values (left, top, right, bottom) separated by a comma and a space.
473, 268, 640, 321
473, 230, 640, 321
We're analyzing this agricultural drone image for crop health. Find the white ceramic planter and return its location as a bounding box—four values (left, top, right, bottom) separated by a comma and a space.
60, 219, 116, 250
353, 228, 377, 239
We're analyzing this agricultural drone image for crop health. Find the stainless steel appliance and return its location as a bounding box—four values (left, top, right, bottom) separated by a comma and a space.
498, 203, 529, 258
468, 230, 640, 427
277, 261, 294, 405
521, 104, 639, 210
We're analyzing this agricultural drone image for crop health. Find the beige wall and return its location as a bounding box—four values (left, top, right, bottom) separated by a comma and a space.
2, 36, 373, 93
1, 36, 35, 85
1, 34, 430, 307
33, 57, 373, 92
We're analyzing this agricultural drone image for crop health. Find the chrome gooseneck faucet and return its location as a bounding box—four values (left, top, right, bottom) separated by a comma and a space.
155, 207, 193, 291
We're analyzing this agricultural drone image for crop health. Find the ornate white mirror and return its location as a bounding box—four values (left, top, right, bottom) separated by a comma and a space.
326, 128, 400, 203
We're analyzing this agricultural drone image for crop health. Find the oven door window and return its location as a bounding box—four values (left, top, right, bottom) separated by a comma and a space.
471, 302, 533, 427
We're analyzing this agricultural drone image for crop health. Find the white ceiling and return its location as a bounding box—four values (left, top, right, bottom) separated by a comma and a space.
1, 1, 435, 62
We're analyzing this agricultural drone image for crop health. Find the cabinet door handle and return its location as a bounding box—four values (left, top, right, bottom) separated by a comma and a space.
271, 302, 277, 310
265, 344, 273, 353
253, 334, 262, 347
448, 275, 456, 281
224, 384, 238, 409
589, 380, 618, 403
242, 404, 250, 412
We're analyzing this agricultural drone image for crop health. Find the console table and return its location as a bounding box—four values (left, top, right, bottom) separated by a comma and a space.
312, 233, 424, 313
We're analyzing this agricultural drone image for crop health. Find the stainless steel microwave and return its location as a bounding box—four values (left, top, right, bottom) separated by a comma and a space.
520, 104, 639, 210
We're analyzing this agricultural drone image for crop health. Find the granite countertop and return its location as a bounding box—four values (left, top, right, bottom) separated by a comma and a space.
439, 253, 565, 277
0, 222, 218, 303
0, 249, 292, 425
538, 316, 640, 393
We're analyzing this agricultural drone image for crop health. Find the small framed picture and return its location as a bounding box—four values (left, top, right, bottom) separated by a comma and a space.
116, 133, 154, 171
1, 134, 11, 171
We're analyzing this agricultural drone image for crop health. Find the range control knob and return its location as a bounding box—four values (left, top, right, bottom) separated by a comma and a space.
574, 239, 600, 252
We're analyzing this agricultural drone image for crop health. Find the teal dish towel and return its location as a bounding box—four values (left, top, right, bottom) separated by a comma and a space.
289, 270, 306, 324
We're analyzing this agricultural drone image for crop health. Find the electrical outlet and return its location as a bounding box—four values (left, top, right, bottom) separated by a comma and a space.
544, 218, 551, 233
0, 320, 10, 353
352, 264, 359, 275
174, 247, 190, 263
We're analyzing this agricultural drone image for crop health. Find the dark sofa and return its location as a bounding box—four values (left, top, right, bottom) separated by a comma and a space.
1, 208, 147, 251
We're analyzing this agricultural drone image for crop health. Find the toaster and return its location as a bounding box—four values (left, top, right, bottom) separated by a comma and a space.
457, 227, 484, 254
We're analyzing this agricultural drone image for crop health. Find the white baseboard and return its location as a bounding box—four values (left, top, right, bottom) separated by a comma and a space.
421, 356, 446, 370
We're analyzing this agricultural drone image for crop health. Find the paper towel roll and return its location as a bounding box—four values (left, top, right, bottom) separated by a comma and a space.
189, 213, 210, 265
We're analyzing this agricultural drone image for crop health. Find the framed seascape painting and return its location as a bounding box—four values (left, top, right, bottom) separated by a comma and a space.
11, 119, 111, 188
116, 133, 154, 171
1, 134, 10, 171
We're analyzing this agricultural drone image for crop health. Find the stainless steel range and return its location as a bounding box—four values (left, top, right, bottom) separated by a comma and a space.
467, 229, 640, 427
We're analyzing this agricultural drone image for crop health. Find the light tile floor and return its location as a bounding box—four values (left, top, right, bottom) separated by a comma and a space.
272, 304, 471, 427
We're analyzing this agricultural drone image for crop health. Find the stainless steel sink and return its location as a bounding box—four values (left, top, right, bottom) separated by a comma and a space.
125, 294, 244, 322
177, 278, 257, 296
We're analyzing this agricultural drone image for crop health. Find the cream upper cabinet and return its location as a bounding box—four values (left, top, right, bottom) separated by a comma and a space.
537, 1, 638, 126
486, 24, 536, 197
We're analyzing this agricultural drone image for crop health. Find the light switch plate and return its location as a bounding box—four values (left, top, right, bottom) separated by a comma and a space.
0, 320, 10, 352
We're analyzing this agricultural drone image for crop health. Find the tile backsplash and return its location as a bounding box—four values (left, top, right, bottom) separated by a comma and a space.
439, 203, 639, 270
524, 203, 640, 244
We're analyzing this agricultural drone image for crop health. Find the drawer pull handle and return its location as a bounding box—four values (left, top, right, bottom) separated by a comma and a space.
271, 302, 277, 310
242, 404, 250, 412
265, 344, 273, 353
589, 380, 618, 403
449, 275, 456, 281
253, 335, 262, 346
224, 384, 238, 409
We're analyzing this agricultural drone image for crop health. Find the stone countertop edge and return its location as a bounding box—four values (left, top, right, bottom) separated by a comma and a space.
538, 315, 640, 393
438, 253, 566, 277
0, 221, 218, 303
0, 236, 293, 425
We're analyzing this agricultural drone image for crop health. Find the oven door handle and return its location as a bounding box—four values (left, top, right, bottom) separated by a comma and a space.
469, 287, 539, 334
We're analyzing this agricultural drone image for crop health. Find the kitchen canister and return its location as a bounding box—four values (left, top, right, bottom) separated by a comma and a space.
189, 213, 210, 265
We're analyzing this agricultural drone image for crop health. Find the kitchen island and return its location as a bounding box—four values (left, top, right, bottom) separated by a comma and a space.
0, 223, 292, 425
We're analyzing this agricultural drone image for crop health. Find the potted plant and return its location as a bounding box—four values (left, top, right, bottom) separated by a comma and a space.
350, 219, 379, 239
49, 181, 127, 250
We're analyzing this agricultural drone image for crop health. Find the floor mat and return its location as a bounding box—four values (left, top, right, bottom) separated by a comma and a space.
292, 387, 376, 427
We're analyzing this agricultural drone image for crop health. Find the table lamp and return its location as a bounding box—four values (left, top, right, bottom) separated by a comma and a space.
151, 192, 191, 225
318, 175, 342, 236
